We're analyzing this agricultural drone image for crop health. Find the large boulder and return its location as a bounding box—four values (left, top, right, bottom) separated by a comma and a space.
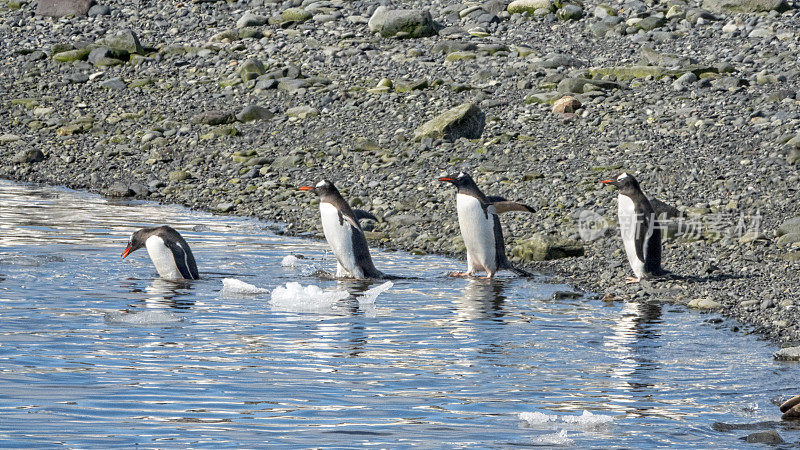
369, 7, 437, 38
236, 105, 274, 122
237, 12, 268, 28
508, 0, 554, 14
36, 0, 91, 16
413, 103, 485, 141
702, 0, 789, 12
12, 149, 45, 163
512, 234, 585, 261
238, 58, 266, 81
777, 217, 800, 236
99, 30, 145, 55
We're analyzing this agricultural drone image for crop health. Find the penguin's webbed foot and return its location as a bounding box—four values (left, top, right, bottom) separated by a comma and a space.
625, 276, 641, 284
448, 271, 473, 278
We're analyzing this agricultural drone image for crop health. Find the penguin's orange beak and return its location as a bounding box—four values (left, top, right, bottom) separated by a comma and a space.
298, 186, 315, 191
121, 244, 132, 259
601, 179, 614, 184
438, 177, 455, 183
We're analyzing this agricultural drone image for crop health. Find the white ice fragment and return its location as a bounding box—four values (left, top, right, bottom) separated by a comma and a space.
281, 254, 323, 276
357, 281, 393, 305
221, 278, 270, 295
519, 411, 557, 424
561, 410, 614, 425
281, 255, 302, 267
520, 410, 614, 429
531, 429, 573, 446
269, 282, 349, 312
105, 310, 182, 325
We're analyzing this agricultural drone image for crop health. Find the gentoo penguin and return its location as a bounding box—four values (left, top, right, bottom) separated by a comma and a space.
439, 171, 535, 278
121, 226, 199, 280
602, 173, 664, 283
299, 180, 388, 279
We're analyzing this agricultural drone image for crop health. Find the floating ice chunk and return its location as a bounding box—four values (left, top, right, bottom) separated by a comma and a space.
281, 254, 323, 276
531, 429, 573, 446
561, 410, 614, 425
221, 278, 270, 295
520, 410, 614, 429
269, 282, 350, 312
519, 411, 557, 424
105, 310, 182, 325
281, 255, 303, 267
357, 281, 393, 305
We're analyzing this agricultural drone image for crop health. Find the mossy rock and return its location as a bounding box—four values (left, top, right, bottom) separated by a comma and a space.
394, 78, 428, 93
512, 234, 584, 261
238, 27, 264, 39
508, 0, 554, 13
525, 92, 563, 105
99, 30, 145, 55
238, 58, 266, 81
129, 78, 154, 88
169, 170, 191, 182
10, 98, 40, 109
413, 103, 485, 141
374, 9, 436, 38
281, 7, 312, 22
93, 56, 125, 67
635, 16, 666, 30
556, 3, 583, 20
445, 51, 477, 62
52, 48, 90, 63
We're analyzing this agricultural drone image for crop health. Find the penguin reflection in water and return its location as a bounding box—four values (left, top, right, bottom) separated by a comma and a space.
602, 173, 666, 283
299, 180, 393, 279
121, 225, 200, 280
439, 171, 535, 278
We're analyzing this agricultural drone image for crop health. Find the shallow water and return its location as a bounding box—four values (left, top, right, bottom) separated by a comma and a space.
0, 179, 797, 447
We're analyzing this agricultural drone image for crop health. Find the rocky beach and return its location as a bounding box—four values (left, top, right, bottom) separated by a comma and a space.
1, 0, 798, 346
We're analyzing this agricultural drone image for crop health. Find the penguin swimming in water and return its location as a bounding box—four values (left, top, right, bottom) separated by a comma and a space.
299, 180, 390, 279
602, 173, 665, 283
439, 171, 535, 278
122, 225, 199, 280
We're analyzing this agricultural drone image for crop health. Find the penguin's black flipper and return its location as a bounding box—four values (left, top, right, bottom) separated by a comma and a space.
163, 238, 200, 280
352, 209, 379, 223
493, 201, 535, 214
485, 196, 535, 214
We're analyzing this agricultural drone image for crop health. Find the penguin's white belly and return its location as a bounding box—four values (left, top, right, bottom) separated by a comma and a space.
617, 194, 645, 278
145, 235, 183, 280
456, 194, 496, 272
319, 203, 361, 277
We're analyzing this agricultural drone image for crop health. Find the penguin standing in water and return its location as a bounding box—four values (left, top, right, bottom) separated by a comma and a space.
439, 171, 535, 278
122, 225, 199, 280
299, 180, 390, 279
602, 173, 665, 283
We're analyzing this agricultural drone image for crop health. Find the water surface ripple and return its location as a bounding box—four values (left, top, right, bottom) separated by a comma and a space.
0, 180, 797, 447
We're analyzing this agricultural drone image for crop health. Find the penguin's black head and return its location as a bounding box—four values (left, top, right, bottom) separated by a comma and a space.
438, 171, 476, 190
299, 179, 339, 197
602, 173, 641, 196
122, 229, 148, 259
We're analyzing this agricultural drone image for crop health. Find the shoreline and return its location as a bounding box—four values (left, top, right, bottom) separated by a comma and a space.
1, 0, 799, 346
3, 172, 797, 347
